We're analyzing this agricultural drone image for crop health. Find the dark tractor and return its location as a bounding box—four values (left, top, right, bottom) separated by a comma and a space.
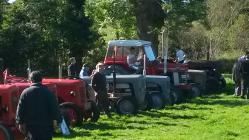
187, 60, 226, 93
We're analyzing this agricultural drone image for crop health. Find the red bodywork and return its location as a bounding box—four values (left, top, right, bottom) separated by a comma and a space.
43, 78, 87, 111
0, 85, 18, 127
0, 82, 58, 140
104, 43, 189, 75
104, 40, 192, 91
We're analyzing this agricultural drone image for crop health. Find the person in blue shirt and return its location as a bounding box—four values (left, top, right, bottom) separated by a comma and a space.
79, 64, 90, 78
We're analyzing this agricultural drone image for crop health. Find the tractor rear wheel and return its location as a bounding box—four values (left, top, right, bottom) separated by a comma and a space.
206, 77, 220, 93
0, 123, 13, 140
190, 85, 201, 98
59, 102, 83, 127
149, 93, 165, 109
116, 96, 137, 115
170, 88, 184, 104
140, 94, 150, 111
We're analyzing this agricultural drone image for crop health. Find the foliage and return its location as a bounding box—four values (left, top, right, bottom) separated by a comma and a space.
159, 0, 208, 59
1, 0, 249, 74
207, 0, 249, 58
85, 0, 137, 41
0, 0, 97, 75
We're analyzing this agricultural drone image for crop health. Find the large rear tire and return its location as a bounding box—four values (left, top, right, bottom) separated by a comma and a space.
206, 77, 220, 93
149, 93, 165, 109
170, 88, 184, 104
190, 85, 201, 98
0, 123, 13, 140
116, 96, 138, 115
59, 102, 83, 127
140, 94, 150, 111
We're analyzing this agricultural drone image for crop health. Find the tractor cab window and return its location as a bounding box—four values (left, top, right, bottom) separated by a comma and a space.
144, 44, 156, 61
106, 46, 124, 57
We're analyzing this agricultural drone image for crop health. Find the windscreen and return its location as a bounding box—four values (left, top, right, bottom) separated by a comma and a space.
144, 45, 156, 61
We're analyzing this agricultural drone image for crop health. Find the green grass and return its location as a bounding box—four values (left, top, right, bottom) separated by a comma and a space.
54, 76, 249, 140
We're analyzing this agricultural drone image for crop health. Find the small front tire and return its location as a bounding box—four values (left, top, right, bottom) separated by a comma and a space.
116, 96, 138, 115
0, 123, 13, 140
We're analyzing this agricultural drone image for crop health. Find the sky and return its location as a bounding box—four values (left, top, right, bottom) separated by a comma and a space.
8, 0, 16, 3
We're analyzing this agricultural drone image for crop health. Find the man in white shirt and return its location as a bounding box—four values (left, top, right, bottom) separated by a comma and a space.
127, 47, 142, 73
176, 48, 186, 63
127, 47, 137, 66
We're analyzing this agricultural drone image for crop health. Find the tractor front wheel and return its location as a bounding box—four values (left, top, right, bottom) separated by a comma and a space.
59, 102, 83, 127
116, 96, 137, 115
0, 123, 13, 140
190, 85, 201, 98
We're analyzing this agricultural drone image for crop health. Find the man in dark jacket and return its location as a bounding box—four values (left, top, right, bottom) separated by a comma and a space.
240, 60, 249, 99
16, 71, 61, 140
232, 60, 243, 96
91, 62, 111, 118
68, 57, 78, 78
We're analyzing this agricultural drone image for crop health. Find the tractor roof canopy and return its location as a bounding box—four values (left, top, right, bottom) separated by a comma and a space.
105, 40, 156, 65
108, 40, 151, 47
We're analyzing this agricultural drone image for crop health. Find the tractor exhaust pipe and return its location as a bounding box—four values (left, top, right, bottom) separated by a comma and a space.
143, 54, 146, 76
27, 59, 31, 77
58, 57, 62, 79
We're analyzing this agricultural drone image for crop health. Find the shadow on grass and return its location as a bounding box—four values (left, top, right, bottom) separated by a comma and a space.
191, 98, 249, 107
82, 122, 126, 130
138, 110, 203, 120
167, 104, 212, 111
54, 129, 92, 138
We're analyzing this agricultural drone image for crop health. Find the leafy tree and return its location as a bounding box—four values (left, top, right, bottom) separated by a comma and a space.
85, 0, 137, 41
160, 0, 207, 59
207, 0, 249, 58
0, 0, 98, 75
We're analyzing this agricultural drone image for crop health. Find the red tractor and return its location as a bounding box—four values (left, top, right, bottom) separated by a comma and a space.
2, 71, 99, 127
0, 84, 20, 140
103, 40, 200, 103
0, 82, 58, 140
43, 78, 99, 126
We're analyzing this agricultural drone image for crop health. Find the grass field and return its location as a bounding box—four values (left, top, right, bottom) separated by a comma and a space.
54, 76, 249, 140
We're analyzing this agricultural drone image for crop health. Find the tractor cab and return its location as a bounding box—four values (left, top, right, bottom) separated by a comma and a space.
104, 40, 190, 85
104, 40, 156, 73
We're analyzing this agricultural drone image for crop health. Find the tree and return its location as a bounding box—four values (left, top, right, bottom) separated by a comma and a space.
85, 0, 137, 40
130, 0, 165, 55
0, 0, 98, 75
207, 0, 249, 59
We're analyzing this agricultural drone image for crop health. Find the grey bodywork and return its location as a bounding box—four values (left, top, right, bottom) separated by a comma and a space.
145, 75, 171, 102
82, 74, 171, 110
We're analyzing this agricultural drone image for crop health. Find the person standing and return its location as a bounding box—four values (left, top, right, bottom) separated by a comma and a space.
79, 63, 90, 78
176, 48, 186, 64
16, 71, 61, 140
233, 51, 249, 97
91, 62, 112, 118
232, 61, 242, 96
127, 47, 137, 67
240, 59, 249, 99
68, 57, 78, 78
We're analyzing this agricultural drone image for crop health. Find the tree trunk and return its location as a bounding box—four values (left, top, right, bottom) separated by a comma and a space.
132, 0, 165, 56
